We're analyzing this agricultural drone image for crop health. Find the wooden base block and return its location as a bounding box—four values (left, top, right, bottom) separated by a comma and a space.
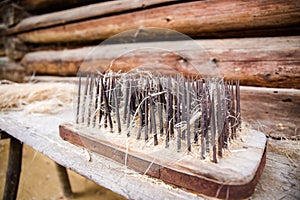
59, 123, 267, 199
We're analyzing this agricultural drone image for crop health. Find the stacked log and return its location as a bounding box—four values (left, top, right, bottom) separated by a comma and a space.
21, 37, 300, 88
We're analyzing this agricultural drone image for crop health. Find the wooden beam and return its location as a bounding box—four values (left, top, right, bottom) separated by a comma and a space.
15, 0, 300, 44
9, 0, 179, 34
21, 36, 300, 88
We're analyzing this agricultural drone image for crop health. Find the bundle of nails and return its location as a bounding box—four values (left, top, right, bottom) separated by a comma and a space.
76, 71, 241, 163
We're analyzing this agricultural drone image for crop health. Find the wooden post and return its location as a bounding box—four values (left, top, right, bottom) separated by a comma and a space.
3, 136, 23, 200
0, 130, 10, 140
4, 37, 28, 61
1, 2, 30, 27
55, 163, 73, 198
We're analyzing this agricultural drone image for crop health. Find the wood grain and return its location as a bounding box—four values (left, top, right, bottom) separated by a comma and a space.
9, 0, 179, 34
21, 36, 300, 88
15, 0, 300, 44
241, 87, 300, 140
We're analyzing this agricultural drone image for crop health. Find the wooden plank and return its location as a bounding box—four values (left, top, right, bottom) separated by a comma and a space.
241, 86, 300, 140
0, 111, 204, 200
0, 85, 298, 199
9, 0, 179, 34
15, 0, 300, 44
21, 36, 300, 88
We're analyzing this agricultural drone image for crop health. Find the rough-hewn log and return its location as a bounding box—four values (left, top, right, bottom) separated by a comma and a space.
9, 0, 179, 34
0, 57, 25, 82
16, 0, 300, 44
241, 87, 300, 140
21, 36, 300, 88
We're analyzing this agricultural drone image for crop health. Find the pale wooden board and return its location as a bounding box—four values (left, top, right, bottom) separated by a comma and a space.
0, 111, 202, 200
0, 110, 299, 199
0, 80, 299, 199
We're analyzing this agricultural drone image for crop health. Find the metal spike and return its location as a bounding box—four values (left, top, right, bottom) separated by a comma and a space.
81, 73, 90, 124
144, 79, 149, 141
176, 78, 181, 151
210, 88, 217, 163
87, 73, 95, 126
76, 72, 82, 124
186, 78, 191, 152
93, 75, 100, 127
126, 79, 132, 137
114, 80, 121, 133
157, 78, 164, 135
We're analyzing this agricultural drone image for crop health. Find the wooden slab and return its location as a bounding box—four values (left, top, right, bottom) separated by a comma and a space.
59, 123, 267, 199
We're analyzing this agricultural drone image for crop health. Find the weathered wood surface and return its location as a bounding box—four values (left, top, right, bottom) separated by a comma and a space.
0, 106, 299, 199
15, 0, 300, 44
21, 36, 300, 88
0, 111, 203, 200
241, 87, 300, 140
0, 57, 25, 82
9, 0, 179, 34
